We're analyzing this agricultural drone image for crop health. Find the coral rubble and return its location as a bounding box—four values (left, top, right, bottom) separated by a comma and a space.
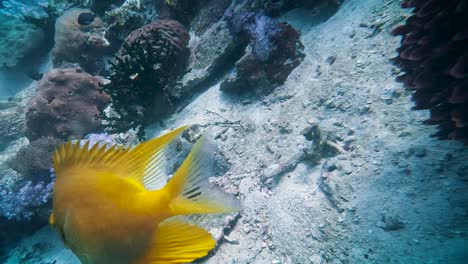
221, 11, 305, 93
25, 67, 110, 141
52, 8, 109, 74
392, 0, 468, 144
102, 19, 190, 137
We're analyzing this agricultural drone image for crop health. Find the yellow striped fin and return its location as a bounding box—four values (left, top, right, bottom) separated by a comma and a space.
164, 134, 241, 216
135, 218, 215, 264
53, 127, 188, 185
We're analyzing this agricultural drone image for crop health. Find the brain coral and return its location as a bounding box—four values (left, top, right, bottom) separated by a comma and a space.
52, 8, 109, 74
25, 67, 110, 141
102, 19, 189, 137
392, 0, 468, 144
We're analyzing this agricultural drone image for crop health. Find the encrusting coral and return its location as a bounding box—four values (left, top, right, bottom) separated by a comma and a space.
102, 19, 190, 138
25, 67, 110, 141
221, 11, 305, 93
392, 0, 468, 144
52, 8, 109, 74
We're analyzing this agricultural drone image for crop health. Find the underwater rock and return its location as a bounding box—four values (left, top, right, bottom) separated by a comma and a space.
0, 0, 49, 21
392, 0, 468, 144
25, 67, 110, 141
52, 8, 109, 74
220, 12, 304, 93
0, 105, 25, 150
236, 0, 343, 18
7, 137, 62, 179
170, 0, 244, 103
0, 13, 45, 68
174, 18, 243, 100
102, 19, 189, 137
164, 0, 203, 26
190, 0, 232, 35
91, 0, 126, 14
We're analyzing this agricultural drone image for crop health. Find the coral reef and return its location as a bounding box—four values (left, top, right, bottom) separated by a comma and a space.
221, 12, 305, 93
102, 19, 189, 137
7, 137, 62, 179
52, 8, 109, 74
0, 13, 45, 68
164, 0, 202, 26
25, 67, 110, 141
248, 0, 343, 17
172, 0, 243, 103
0, 177, 53, 221
0, 104, 25, 150
104, 0, 147, 44
392, 0, 468, 144
0, 168, 52, 258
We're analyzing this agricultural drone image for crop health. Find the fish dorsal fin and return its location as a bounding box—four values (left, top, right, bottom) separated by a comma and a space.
53, 127, 187, 186
53, 140, 130, 175
165, 134, 241, 215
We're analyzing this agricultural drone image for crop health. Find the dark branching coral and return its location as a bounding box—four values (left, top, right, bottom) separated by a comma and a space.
7, 137, 62, 179
392, 0, 468, 144
221, 11, 304, 93
25, 67, 110, 141
102, 19, 189, 138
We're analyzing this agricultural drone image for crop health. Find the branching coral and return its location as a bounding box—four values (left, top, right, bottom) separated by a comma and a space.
102, 19, 189, 138
0, 179, 53, 221
25, 67, 110, 141
221, 11, 304, 93
392, 0, 468, 144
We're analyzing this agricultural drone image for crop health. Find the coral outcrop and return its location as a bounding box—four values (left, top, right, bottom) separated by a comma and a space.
7, 137, 62, 179
392, 0, 468, 144
25, 67, 110, 141
260, 0, 343, 17
0, 13, 45, 68
52, 8, 109, 74
104, 0, 148, 44
102, 19, 189, 137
221, 12, 305, 93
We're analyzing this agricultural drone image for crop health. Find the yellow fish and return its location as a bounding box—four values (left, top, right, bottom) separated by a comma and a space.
49, 126, 239, 264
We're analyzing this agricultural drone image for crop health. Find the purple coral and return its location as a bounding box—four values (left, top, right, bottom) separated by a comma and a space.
225, 11, 282, 62
222, 9, 304, 93
0, 179, 54, 221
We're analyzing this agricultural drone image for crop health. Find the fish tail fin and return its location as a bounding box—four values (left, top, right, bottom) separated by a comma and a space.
163, 134, 241, 215
136, 218, 215, 264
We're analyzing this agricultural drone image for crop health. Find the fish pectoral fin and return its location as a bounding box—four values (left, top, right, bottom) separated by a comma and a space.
138, 218, 215, 264
164, 134, 241, 216
49, 213, 55, 225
